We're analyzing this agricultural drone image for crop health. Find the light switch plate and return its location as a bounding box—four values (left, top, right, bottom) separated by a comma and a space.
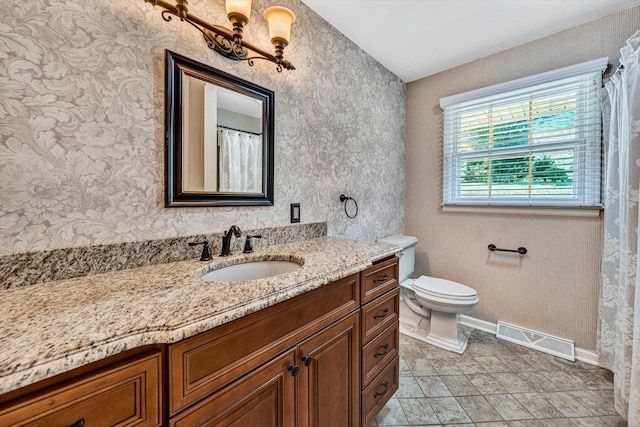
290, 203, 300, 223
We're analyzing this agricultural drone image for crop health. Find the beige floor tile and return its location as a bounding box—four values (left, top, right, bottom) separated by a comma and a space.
564, 369, 614, 390
468, 373, 510, 395
418, 343, 456, 359
517, 371, 561, 392
397, 376, 427, 398
398, 398, 440, 425
372, 331, 622, 427
402, 344, 428, 359
430, 359, 464, 375
511, 392, 565, 418
496, 355, 536, 372
415, 376, 453, 397
465, 342, 499, 357
375, 398, 409, 425
428, 397, 472, 424
440, 375, 481, 396
542, 371, 591, 391
456, 395, 503, 422
519, 354, 566, 371
538, 419, 578, 426
484, 394, 534, 420
542, 392, 595, 417
454, 358, 488, 374
405, 357, 438, 376
566, 390, 618, 417
508, 420, 545, 426
571, 415, 628, 426
399, 356, 414, 376
492, 372, 536, 393
473, 356, 511, 373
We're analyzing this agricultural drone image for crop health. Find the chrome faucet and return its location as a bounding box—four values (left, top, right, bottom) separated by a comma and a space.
220, 225, 242, 256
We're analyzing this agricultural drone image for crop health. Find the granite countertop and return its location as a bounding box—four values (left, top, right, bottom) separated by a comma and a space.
0, 237, 399, 395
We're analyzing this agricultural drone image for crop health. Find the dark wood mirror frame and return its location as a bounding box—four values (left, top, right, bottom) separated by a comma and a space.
165, 50, 275, 207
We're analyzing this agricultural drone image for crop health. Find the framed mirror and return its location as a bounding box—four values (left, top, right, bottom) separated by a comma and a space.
165, 50, 274, 207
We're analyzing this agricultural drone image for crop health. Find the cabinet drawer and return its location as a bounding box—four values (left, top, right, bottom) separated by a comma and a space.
361, 288, 399, 345
362, 355, 399, 427
169, 274, 359, 415
0, 351, 162, 427
361, 258, 398, 304
361, 323, 399, 388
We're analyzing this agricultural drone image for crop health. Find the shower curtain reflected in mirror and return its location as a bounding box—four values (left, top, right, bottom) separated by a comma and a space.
218, 128, 262, 193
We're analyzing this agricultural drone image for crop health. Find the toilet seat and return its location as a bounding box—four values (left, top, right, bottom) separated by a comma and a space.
412, 276, 478, 302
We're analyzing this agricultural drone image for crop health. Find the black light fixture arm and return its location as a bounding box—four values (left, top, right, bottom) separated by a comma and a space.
144, 0, 295, 72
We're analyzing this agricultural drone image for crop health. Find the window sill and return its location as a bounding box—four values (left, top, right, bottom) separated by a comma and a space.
441, 205, 602, 218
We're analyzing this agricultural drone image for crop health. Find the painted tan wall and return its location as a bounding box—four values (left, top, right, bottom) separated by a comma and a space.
406, 6, 640, 351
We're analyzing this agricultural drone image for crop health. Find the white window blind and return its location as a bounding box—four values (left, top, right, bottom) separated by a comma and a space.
440, 58, 608, 208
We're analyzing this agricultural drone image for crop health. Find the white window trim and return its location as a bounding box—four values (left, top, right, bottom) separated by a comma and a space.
440, 57, 608, 108
440, 57, 608, 210
441, 205, 601, 217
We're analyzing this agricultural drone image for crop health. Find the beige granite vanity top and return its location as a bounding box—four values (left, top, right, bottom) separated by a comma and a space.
0, 237, 399, 394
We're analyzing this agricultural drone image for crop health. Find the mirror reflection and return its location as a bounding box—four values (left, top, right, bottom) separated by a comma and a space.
182, 76, 264, 193
165, 50, 274, 207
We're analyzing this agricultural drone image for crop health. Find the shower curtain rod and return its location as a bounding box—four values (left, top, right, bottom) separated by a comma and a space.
217, 125, 262, 136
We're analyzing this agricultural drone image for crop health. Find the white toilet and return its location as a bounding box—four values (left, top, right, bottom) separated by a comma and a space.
378, 235, 479, 354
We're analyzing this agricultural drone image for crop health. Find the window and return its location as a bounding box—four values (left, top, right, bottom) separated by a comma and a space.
441, 58, 608, 209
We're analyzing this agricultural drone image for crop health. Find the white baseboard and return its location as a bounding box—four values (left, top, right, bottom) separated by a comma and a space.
459, 315, 601, 367
574, 348, 602, 367
460, 314, 497, 334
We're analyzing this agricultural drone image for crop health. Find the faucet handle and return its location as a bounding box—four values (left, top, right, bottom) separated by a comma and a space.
243, 234, 262, 253
189, 241, 212, 261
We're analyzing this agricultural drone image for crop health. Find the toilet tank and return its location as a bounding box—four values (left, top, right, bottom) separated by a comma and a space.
377, 235, 418, 282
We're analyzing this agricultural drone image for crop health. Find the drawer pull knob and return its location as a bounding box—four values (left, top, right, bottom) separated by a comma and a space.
373, 381, 389, 398
373, 308, 390, 319
288, 364, 299, 376
69, 420, 85, 427
374, 344, 389, 358
373, 274, 389, 283
302, 355, 313, 366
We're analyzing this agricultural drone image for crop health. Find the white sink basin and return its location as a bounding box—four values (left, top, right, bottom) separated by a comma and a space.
199, 260, 302, 282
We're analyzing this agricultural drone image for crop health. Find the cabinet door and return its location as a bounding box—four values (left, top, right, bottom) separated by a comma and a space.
170, 350, 296, 427
297, 312, 360, 427
0, 351, 162, 427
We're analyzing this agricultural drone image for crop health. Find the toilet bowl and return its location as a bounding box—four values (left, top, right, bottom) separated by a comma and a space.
378, 235, 479, 355
402, 276, 478, 354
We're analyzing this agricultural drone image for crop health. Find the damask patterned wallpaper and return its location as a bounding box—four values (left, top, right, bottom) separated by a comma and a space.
0, 0, 406, 256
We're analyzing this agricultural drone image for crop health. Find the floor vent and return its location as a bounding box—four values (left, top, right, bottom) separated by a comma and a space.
496, 321, 575, 361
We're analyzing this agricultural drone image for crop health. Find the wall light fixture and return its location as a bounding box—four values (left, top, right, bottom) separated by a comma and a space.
144, 0, 296, 72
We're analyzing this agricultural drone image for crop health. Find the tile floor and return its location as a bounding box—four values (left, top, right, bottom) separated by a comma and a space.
369, 329, 627, 427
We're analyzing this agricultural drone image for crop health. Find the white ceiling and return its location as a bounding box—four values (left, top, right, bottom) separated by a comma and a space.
300, 0, 640, 82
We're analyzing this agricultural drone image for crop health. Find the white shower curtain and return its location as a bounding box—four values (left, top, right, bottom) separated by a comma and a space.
218, 128, 262, 193
598, 29, 640, 424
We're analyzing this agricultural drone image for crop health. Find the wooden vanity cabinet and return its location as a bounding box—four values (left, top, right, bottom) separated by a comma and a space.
0, 350, 162, 427
171, 312, 360, 427
359, 257, 400, 426
0, 256, 400, 427
168, 273, 361, 426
